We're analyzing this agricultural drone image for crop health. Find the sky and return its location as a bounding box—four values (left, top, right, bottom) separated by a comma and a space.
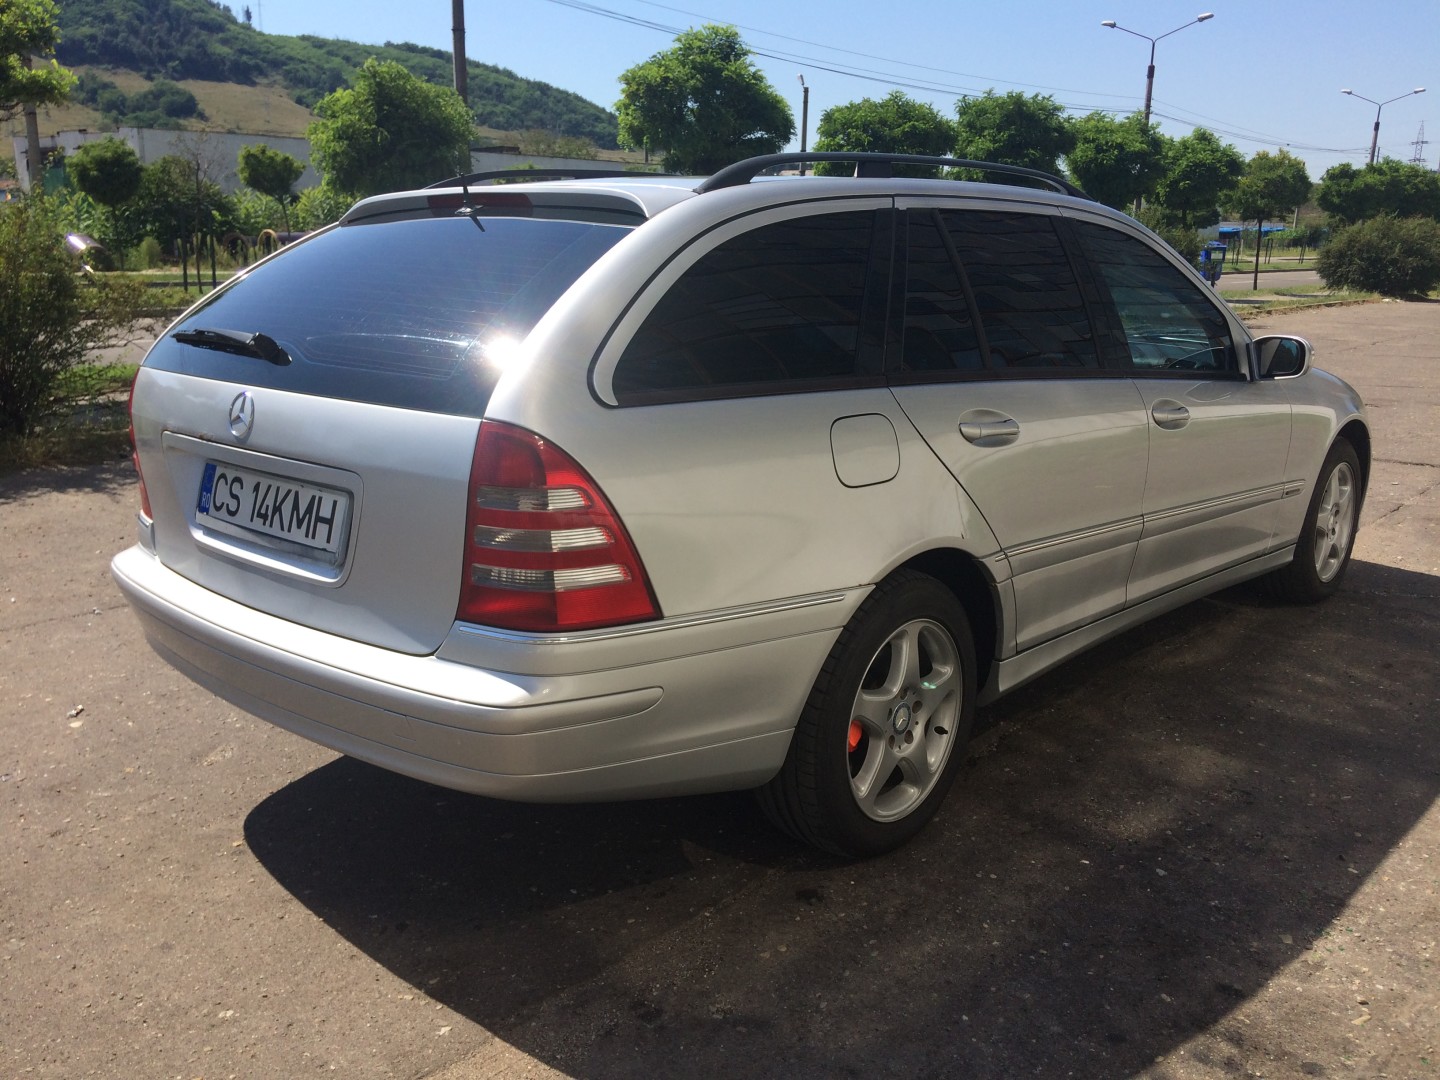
249, 0, 1440, 180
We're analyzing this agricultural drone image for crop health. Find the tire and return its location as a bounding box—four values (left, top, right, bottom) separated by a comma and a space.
1263, 439, 1362, 603
758, 570, 977, 858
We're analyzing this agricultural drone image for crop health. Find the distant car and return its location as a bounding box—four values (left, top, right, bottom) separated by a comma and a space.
113, 153, 1369, 856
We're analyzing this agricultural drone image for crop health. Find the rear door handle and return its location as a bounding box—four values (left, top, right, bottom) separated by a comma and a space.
1150, 402, 1190, 430
959, 417, 1020, 446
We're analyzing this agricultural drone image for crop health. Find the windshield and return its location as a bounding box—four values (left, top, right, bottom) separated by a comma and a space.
143, 215, 633, 416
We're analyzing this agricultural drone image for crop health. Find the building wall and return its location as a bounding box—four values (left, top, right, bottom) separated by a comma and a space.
11, 128, 318, 193
11, 128, 639, 194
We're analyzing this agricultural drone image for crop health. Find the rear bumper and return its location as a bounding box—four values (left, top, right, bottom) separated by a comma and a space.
111, 546, 861, 801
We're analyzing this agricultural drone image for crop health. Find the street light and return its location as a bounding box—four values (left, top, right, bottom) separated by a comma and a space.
1100, 13, 1214, 127
797, 74, 810, 176
1341, 87, 1426, 165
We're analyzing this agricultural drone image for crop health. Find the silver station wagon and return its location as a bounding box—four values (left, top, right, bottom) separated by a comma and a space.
113, 153, 1369, 856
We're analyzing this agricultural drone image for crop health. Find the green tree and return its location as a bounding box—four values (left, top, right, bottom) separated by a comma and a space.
1152, 127, 1245, 229
616, 25, 793, 174
1316, 159, 1440, 225
1064, 111, 1166, 210
1, 0, 74, 119
238, 143, 304, 234
68, 137, 143, 208
308, 59, 474, 198
1223, 149, 1313, 289
1316, 215, 1440, 296
0, 195, 142, 436
952, 90, 1074, 176
811, 91, 955, 176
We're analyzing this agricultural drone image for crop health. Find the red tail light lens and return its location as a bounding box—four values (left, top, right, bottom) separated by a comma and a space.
457, 420, 660, 632
128, 370, 152, 520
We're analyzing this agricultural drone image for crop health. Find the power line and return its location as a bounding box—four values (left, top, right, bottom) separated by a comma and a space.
535, 0, 1373, 164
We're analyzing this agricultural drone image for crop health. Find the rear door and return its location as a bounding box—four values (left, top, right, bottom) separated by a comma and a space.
133, 212, 632, 653
886, 204, 1148, 652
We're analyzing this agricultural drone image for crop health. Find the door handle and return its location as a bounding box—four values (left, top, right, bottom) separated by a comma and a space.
1150, 402, 1190, 430
959, 417, 1020, 446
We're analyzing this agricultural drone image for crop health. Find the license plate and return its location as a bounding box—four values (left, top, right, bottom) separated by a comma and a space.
198, 461, 350, 555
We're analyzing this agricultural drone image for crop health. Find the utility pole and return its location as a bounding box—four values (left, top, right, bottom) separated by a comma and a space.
796, 75, 809, 176
452, 0, 468, 107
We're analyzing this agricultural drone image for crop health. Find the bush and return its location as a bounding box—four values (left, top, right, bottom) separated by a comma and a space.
0, 196, 145, 437
1317, 215, 1440, 296
1133, 206, 1203, 262
136, 235, 164, 268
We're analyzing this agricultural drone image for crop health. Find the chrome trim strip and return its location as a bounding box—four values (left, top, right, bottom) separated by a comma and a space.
455, 589, 853, 646
1145, 483, 1287, 525
1003, 516, 1143, 560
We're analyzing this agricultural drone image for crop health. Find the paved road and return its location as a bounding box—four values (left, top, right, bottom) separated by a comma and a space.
1220, 268, 1322, 292
2, 302, 1437, 1079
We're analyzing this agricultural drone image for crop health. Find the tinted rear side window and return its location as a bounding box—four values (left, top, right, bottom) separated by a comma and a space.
901, 211, 983, 373
144, 216, 631, 416
941, 210, 1099, 370
613, 210, 881, 402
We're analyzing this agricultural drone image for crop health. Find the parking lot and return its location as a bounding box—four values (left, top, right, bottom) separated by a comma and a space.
2, 300, 1436, 1079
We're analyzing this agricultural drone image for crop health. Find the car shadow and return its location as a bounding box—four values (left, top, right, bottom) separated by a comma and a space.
244, 557, 1439, 1078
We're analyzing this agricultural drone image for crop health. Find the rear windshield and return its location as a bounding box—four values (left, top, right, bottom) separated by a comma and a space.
143, 215, 632, 416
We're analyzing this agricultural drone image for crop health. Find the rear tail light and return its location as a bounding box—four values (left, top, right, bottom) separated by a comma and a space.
457, 420, 659, 632
128, 370, 152, 520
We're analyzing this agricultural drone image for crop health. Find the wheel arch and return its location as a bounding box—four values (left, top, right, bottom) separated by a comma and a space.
892, 547, 1001, 694
1337, 418, 1371, 502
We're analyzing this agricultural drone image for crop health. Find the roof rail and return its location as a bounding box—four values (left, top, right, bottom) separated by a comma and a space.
425, 168, 666, 189
695, 153, 1091, 200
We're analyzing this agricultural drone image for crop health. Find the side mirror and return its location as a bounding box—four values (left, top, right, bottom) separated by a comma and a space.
1252, 335, 1312, 379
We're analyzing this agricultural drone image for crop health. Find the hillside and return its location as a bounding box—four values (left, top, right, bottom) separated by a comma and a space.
51, 0, 621, 148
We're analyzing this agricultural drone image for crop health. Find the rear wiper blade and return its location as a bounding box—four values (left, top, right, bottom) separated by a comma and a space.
173, 327, 291, 366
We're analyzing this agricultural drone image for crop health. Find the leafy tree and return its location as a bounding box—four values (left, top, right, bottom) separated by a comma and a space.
68, 137, 143, 208
1223, 149, 1312, 289
1316, 159, 1440, 225
0, 195, 142, 436
616, 25, 793, 174
1064, 111, 1166, 210
1316, 215, 1440, 296
952, 90, 1074, 176
1152, 127, 1244, 229
812, 91, 956, 177
238, 143, 304, 234
308, 59, 474, 197
1, 0, 74, 121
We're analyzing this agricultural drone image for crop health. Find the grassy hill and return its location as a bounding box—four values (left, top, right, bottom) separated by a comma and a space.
46, 0, 621, 147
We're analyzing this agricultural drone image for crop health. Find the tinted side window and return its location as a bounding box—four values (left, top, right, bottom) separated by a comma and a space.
614, 211, 878, 401
941, 211, 1099, 370
901, 211, 983, 373
1072, 220, 1237, 374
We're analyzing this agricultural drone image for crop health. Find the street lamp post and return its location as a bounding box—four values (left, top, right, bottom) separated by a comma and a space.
1341, 87, 1426, 165
797, 74, 810, 176
1101, 13, 1214, 127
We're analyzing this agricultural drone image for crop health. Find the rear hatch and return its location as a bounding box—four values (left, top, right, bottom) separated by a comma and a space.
132, 205, 635, 654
